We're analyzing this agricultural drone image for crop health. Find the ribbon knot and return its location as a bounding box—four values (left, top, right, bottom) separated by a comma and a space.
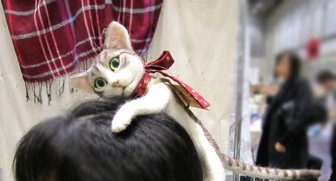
134, 51, 210, 109
145, 50, 175, 71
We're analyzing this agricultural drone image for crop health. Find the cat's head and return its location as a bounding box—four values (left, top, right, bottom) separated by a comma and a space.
70, 22, 145, 98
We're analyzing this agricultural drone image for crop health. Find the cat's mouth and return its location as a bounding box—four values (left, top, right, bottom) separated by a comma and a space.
112, 80, 122, 88
120, 78, 137, 97
112, 79, 133, 89
111, 79, 134, 96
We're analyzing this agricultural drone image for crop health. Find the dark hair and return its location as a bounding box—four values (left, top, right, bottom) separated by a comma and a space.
274, 51, 301, 80
14, 98, 202, 181
316, 70, 335, 84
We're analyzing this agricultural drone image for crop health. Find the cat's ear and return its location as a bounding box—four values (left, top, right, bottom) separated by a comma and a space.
70, 72, 94, 93
104, 21, 133, 50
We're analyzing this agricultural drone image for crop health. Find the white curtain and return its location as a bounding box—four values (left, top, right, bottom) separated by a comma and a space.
147, 0, 238, 152
0, 1, 239, 180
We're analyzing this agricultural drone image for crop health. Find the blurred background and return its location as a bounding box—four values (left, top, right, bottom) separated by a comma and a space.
248, 0, 336, 80
246, 0, 336, 180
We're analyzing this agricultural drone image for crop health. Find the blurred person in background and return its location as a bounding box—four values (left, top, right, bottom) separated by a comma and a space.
298, 70, 336, 181
331, 125, 336, 181
316, 70, 336, 120
316, 70, 336, 180
315, 70, 336, 181
256, 51, 325, 172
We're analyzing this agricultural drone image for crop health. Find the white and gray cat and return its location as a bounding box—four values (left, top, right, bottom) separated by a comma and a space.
71, 21, 320, 180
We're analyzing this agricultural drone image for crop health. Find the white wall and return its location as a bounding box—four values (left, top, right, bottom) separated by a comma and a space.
0, 1, 239, 180
252, 0, 336, 82
265, 0, 336, 55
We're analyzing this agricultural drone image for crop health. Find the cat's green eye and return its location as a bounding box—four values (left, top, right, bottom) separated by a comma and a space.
109, 56, 120, 71
94, 77, 107, 92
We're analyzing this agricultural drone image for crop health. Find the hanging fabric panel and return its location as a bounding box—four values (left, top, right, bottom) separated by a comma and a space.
1, 0, 163, 82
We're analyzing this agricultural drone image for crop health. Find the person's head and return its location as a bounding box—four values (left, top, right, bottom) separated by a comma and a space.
14, 98, 202, 181
316, 70, 335, 91
274, 51, 301, 81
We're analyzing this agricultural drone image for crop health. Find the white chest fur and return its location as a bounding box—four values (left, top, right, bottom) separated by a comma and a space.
166, 95, 226, 181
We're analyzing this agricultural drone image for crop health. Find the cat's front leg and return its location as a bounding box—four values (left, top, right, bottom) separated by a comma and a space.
112, 82, 172, 132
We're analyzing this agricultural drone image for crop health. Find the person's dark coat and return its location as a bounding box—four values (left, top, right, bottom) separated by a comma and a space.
256, 78, 326, 169
331, 124, 336, 181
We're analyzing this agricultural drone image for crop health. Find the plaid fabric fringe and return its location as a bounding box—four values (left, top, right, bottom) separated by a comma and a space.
1, 0, 163, 103
23, 59, 96, 104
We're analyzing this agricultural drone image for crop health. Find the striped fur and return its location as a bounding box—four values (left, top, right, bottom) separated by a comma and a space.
219, 148, 320, 180
182, 104, 321, 180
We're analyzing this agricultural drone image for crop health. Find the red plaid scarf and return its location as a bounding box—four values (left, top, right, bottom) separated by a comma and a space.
1, 0, 163, 83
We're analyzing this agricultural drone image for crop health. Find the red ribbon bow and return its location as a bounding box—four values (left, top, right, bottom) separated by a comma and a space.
134, 51, 210, 109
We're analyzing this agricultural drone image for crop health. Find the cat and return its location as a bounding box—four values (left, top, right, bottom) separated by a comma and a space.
71, 21, 320, 180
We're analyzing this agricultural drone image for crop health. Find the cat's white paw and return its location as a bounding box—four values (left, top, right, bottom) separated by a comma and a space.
111, 108, 133, 133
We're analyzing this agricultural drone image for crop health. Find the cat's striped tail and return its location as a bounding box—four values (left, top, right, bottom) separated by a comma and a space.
197, 118, 320, 180
201, 124, 321, 180
182, 101, 321, 180
220, 154, 320, 180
